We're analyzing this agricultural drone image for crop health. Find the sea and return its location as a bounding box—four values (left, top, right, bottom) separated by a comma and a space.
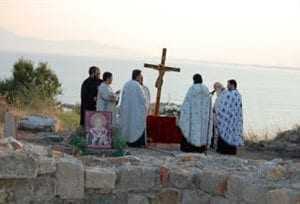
1, 51, 300, 137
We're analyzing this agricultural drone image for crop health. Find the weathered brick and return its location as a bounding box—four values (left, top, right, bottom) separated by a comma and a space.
182, 190, 210, 204
85, 167, 116, 190
117, 166, 159, 191
199, 170, 229, 196
55, 157, 84, 199
0, 152, 38, 179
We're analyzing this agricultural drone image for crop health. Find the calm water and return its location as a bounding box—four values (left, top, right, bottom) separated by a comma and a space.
1, 51, 300, 135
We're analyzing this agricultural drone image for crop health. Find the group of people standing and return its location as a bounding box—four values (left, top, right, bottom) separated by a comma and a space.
80, 66, 244, 155
80, 67, 150, 148
179, 75, 244, 155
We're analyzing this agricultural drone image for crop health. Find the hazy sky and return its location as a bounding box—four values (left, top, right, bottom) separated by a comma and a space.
1, 0, 300, 67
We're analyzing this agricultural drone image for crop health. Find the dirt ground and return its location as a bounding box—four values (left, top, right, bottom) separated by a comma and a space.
237, 147, 300, 162
127, 145, 300, 162
11, 128, 300, 163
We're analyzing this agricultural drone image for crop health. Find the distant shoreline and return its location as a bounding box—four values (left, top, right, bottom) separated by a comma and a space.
1, 50, 299, 72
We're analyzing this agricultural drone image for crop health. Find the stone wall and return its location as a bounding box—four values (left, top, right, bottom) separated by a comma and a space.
0, 145, 300, 204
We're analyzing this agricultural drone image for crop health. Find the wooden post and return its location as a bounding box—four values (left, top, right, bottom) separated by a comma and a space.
144, 48, 180, 116
154, 48, 167, 116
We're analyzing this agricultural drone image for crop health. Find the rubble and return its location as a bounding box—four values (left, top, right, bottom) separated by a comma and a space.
0, 137, 23, 151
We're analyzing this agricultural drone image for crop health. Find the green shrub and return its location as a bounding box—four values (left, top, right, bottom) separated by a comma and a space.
69, 128, 87, 155
0, 58, 62, 107
112, 128, 128, 157
112, 128, 127, 150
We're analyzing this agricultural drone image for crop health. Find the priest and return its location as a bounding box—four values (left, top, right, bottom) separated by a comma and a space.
120, 69, 147, 147
140, 76, 151, 114
80, 66, 102, 126
214, 79, 244, 155
179, 74, 213, 153
211, 82, 226, 149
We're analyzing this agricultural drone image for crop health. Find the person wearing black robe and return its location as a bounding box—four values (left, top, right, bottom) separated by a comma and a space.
80, 66, 102, 127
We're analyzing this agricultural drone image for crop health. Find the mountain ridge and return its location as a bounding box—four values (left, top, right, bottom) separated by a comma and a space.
0, 27, 137, 59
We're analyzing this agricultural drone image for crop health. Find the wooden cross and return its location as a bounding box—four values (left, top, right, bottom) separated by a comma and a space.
144, 48, 180, 116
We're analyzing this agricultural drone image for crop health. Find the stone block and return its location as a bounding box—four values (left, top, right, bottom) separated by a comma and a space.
287, 162, 300, 180
37, 156, 56, 175
0, 151, 38, 179
4, 112, 16, 138
210, 197, 238, 204
291, 182, 300, 190
226, 175, 268, 203
86, 191, 128, 204
85, 167, 116, 190
266, 166, 286, 181
23, 143, 51, 156
169, 168, 194, 189
81, 155, 141, 168
199, 170, 229, 196
40, 133, 64, 143
13, 176, 56, 203
128, 194, 149, 204
176, 153, 205, 163
159, 165, 170, 186
0, 190, 8, 204
21, 198, 64, 204
261, 188, 300, 204
150, 189, 181, 204
181, 190, 210, 204
19, 115, 56, 132
117, 166, 159, 191
55, 157, 84, 199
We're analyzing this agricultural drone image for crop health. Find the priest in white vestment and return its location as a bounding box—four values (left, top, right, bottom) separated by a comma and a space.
120, 69, 147, 147
179, 74, 213, 153
96, 72, 120, 127
211, 82, 226, 149
214, 79, 244, 155
140, 76, 151, 114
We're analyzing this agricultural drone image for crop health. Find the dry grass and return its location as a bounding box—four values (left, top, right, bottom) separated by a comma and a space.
273, 125, 300, 144
0, 97, 81, 134
245, 125, 300, 144
245, 131, 271, 143
244, 125, 300, 159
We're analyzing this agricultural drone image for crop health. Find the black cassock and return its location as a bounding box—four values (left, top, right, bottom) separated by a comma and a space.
80, 77, 102, 126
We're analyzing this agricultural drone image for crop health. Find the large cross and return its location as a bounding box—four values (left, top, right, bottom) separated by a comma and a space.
144, 48, 180, 116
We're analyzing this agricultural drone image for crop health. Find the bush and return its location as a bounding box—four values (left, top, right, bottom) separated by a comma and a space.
0, 58, 62, 107
112, 129, 127, 150
69, 128, 87, 155
112, 128, 128, 157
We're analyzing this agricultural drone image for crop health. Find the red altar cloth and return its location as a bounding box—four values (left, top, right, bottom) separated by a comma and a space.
146, 115, 182, 144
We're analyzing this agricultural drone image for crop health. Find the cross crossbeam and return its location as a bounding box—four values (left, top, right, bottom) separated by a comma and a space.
144, 64, 180, 72
144, 48, 180, 116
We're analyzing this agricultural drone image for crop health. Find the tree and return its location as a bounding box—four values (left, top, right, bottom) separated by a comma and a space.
0, 58, 62, 106
34, 62, 61, 100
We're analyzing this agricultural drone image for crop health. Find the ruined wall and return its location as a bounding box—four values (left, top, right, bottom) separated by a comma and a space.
0, 146, 300, 204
